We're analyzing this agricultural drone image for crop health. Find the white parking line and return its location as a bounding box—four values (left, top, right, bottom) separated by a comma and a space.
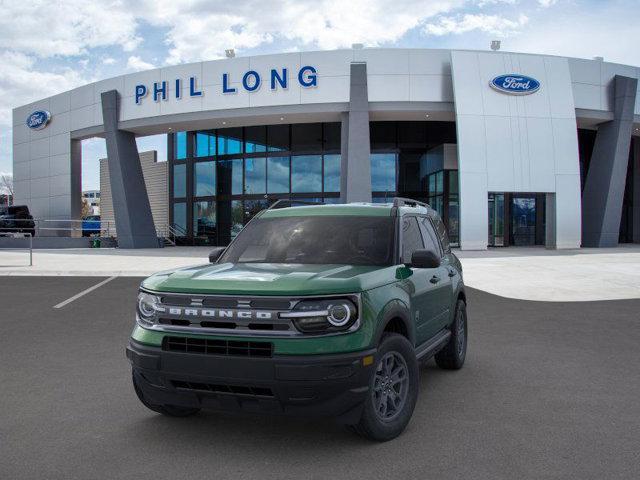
53, 276, 118, 309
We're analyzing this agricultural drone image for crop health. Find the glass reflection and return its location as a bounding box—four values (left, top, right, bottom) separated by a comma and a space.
194, 201, 216, 238
371, 153, 396, 192
173, 164, 186, 197
323, 154, 340, 192
194, 161, 215, 197
174, 131, 187, 160
218, 128, 243, 155
195, 131, 215, 157
291, 155, 322, 193
173, 202, 187, 234
218, 159, 243, 195
267, 156, 290, 193
245, 158, 266, 194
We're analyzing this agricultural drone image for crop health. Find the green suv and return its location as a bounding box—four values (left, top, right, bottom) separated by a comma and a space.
127, 198, 468, 441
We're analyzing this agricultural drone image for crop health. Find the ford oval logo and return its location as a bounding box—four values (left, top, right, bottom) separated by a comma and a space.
490, 74, 540, 95
26, 110, 51, 130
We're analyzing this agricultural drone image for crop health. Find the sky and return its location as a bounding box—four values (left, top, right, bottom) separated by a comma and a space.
0, 0, 639, 191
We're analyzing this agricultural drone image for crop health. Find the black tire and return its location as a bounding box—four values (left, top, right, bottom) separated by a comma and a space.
350, 333, 419, 441
132, 371, 200, 417
435, 299, 467, 370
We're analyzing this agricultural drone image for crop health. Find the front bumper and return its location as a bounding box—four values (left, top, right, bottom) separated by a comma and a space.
126, 339, 376, 423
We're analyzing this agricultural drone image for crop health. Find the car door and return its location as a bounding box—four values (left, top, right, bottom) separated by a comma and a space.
399, 216, 442, 345
418, 216, 454, 334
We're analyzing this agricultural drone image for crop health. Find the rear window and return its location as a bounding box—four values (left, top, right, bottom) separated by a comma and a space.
220, 215, 395, 266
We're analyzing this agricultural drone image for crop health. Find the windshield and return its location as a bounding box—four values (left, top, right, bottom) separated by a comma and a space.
219, 215, 395, 266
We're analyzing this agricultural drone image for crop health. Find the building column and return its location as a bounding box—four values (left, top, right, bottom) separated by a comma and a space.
582, 75, 638, 247
340, 62, 372, 203
101, 90, 159, 248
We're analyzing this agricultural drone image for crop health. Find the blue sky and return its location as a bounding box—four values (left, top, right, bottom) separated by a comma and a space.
1, 0, 638, 191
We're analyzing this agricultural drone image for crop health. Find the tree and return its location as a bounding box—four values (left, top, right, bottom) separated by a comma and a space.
81, 198, 92, 218
0, 173, 13, 196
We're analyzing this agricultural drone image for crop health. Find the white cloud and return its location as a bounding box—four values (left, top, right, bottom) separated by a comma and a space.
135, 0, 466, 64
0, 0, 141, 57
126, 55, 156, 72
102, 57, 116, 65
538, 0, 558, 7
424, 13, 529, 36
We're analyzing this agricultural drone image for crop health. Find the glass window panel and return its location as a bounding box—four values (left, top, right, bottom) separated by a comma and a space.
401, 217, 424, 264
323, 123, 341, 151
267, 156, 290, 193
218, 159, 243, 195
370, 153, 396, 193
436, 171, 444, 194
267, 124, 289, 152
193, 201, 216, 238
245, 126, 267, 153
217, 127, 243, 155
173, 163, 186, 198
291, 155, 322, 193
291, 123, 322, 151
195, 131, 215, 157
428, 174, 436, 195
173, 202, 187, 234
244, 199, 268, 223
231, 200, 244, 239
194, 161, 216, 197
245, 157, 266, 194
323, 196, 341, 204
323, 154, 341, 193
174, 131, 187, 160
449, 170, 459, 195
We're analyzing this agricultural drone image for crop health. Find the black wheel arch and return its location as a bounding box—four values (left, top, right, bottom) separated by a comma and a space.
373, 300, 416, 347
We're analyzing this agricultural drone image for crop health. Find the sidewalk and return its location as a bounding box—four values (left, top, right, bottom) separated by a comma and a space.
1, 245, 639, 301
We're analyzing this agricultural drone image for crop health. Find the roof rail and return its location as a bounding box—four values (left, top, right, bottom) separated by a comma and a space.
267, 199, 324, 210
392, 197, 431, 209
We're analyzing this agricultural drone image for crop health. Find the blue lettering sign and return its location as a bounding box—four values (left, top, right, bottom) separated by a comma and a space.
242, 70, 261, 92
271, 68, 287, 90
490, 74, 540, 95
298, 66, 317, 87
135, 85, 147, 104
222, 73, 236, 93
153, 81, 167, 101
189, 76, 202, 97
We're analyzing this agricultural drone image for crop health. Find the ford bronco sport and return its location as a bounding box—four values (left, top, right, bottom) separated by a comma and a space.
127, 198, 468, 441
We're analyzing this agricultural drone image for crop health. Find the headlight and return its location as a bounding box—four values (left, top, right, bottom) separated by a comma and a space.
281, 297, 358, 334
136, 291, 161, 326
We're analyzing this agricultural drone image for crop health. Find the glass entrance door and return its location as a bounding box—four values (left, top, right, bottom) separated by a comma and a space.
510, 196, 537, 246
488, 193, 505, 246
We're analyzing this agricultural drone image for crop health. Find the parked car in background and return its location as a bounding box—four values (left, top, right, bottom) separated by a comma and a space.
0, 205, 35, 236
82, 215, 101, 237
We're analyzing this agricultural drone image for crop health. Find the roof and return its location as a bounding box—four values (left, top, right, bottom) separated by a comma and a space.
261, 203, 393, 218
260, 201, 432, 218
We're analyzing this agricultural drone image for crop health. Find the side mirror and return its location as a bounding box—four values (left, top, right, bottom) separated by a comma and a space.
208, 247, 226, 263
409, 249, 441, 269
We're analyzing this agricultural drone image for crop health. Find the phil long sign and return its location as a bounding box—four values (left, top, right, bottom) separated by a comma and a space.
490, 74, 540, 95
135, 66, 318, 105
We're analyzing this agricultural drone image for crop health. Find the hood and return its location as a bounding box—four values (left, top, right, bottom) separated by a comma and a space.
142, 262, 398, 296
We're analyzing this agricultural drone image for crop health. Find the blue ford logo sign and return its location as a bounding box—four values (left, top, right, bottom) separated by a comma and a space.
490, 74, 540, 95
26, 110, 51, 130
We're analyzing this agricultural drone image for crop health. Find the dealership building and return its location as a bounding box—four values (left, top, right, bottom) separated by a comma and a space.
11, 48, 640, 249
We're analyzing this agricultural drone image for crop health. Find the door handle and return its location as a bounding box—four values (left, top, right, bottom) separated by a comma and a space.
430, 275, 440, 284
448, 269, 457, 277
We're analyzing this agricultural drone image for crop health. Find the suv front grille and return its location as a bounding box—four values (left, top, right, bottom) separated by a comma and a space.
163, 336, 273, 357
171, 380, 274, 397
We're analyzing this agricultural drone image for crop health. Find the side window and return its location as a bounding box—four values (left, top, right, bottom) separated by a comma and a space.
419, 217, 442, 257
431, 215, 450, 253
401, 217, 424, 263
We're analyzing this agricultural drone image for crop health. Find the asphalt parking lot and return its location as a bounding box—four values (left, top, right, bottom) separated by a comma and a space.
1, 277, 639, 480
